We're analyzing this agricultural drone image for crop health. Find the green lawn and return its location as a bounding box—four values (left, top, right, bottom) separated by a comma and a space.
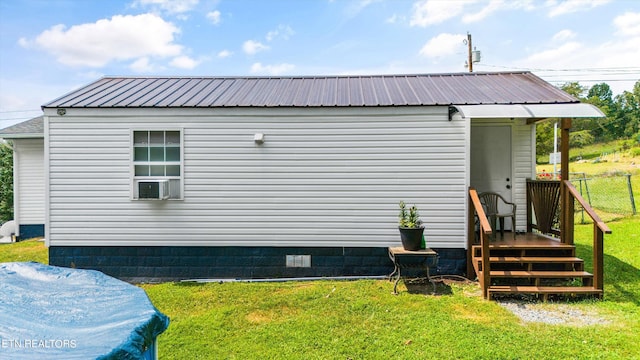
536, 139, 640, 167
2, 220, 639, 359
537, 154, 640, 221
140, 215, 640, 359
0, 238, 47, 264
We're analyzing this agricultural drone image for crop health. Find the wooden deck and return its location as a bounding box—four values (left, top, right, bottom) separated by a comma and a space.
483, 232, 568, 247
470, 232, 602, 301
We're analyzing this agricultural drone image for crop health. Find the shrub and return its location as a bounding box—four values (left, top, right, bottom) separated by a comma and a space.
0, 142, 13, 222
569, 130, 594, 148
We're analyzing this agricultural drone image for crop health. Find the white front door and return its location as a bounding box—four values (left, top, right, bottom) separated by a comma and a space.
470, 125, 513, 230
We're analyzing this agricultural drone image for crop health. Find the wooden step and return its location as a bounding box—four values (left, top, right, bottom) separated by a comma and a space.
472, 244, 575, 258
487, 285, 602, 300
472, 242, 574, 251
488, 242, 574, 250
489, 270, 592, 278
488, 256, 583, 264
474, 256, 584, 272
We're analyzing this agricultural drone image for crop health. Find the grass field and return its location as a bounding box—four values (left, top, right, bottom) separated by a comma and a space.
2, 219, 638, 359
0, 238, 47, 264
536, 146, 640, 222
142, 217, 639, 359
536, 139, 640, 168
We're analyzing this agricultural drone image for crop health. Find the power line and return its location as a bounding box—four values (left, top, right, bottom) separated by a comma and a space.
547, 79, 639, 84
477, 63, 640, 73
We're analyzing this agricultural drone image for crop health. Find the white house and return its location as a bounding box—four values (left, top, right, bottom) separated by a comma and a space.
10, 72, 603, 282
0, 116, 45, 240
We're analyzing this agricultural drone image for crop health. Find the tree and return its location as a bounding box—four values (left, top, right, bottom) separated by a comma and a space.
537, 81, 640, 162
584, 83, 616, 140
535, 120, 556, 159
536, 83, 587, 161
569, 130, 595, 148
561, 81, 587, 98
0, 141, 13, 222
616, 80, 640, 139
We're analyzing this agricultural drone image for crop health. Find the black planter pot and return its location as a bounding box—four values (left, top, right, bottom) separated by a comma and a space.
398, 226, 425, 251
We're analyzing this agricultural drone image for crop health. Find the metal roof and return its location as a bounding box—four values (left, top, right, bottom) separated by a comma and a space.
43, 72, 578, 109
0, 116, 44, 138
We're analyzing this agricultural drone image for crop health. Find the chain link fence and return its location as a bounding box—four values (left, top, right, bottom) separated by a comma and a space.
536, 172, 638, 222
569, 173, 637, 222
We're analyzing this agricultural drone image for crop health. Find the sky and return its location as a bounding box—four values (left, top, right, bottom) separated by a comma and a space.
1, 0, 639, 128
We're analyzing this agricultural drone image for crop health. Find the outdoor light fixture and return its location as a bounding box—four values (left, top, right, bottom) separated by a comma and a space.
254, 133, 265, 144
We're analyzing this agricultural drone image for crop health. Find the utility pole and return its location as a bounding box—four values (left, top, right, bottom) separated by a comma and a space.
467, 32, 473, 72
464, 32, 481, 72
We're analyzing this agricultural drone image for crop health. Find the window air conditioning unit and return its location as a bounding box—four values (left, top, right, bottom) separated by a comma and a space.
138, 180, 170, 200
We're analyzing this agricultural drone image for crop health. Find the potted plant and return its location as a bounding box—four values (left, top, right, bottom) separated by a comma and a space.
398, 201, 425, 251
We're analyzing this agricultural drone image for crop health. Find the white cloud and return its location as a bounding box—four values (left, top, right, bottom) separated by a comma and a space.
523, 41, 583, 65
516, 35, 639, 94
133, 0, 199, 14
217, 49, 233, 58
511, 0, 536, 11
418, 33, 466, 58
462, 0, 537, 23
170, 55, 199, 69
130, 57, 157, 72
243, 40, 269, 55
411, 0, 536, 25
614, 11, 640, 36
207, 10, 221, 25
462, 0, 503, 23
385, 14, 404, 24
80, 71, 105, 80
552, 29, 576, 42
266, 25, 295, 42
410, 0, 476, 27
28, 14, 182, 68
343, 0, 380, 17
250, 62, 295, 75
546, 0, 611, 17
17, 37, 30, 48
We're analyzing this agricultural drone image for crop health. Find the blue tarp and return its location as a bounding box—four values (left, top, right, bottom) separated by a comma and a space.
0, 262, 169, 359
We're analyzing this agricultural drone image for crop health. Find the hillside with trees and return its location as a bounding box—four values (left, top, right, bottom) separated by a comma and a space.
537, 80, 640, 161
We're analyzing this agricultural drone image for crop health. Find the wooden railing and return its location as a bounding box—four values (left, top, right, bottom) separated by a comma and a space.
467, 188, 493, 298
563, 180, 611, 292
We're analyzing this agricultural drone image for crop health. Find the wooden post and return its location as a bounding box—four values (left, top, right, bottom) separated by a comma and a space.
560, 118, 573, 245
467, 189, 475, 279
481, 230, 490, 299
593, 225, 604, 293
526, 179, 532, 233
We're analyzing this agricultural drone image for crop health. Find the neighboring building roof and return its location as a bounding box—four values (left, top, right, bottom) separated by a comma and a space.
0, 116, 44, 139
43, 72, 578, 109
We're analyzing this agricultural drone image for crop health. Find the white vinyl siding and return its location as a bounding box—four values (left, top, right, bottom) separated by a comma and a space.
46, 107, 467, 248
13, 139, 45, 229
512, 119, 536, 232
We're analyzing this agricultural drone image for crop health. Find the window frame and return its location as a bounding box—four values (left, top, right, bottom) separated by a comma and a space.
130, 128, 184, 200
